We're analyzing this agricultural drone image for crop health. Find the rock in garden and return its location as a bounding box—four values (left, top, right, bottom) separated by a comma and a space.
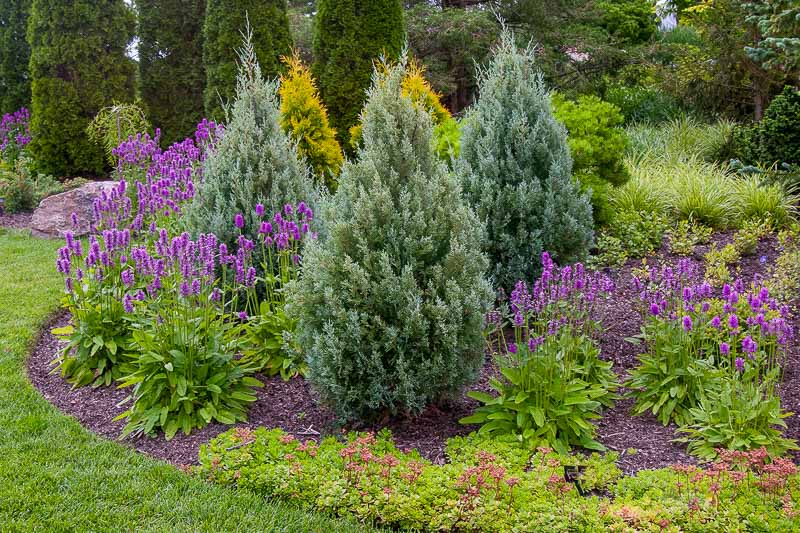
30, 181, 119, 238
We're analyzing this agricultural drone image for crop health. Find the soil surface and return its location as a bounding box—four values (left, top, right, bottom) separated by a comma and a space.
0, 211, 31, 229
26, 232, 800, 474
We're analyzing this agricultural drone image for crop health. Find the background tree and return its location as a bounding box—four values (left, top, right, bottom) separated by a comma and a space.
203, 0, 292, 121
138, 0, 206, 145
0, 0, 32, 113
312, 0, 404, 150
27, 0, 135, 177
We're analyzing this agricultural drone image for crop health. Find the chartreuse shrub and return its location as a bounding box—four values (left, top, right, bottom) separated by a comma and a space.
349, 60, 461, 163
197, 427, 800, 531
185, 33, 317, 255
27, 0, 136, 177
291, 59, 491, 420
552, 93, 630, 225
626, 260, 796, 459
458, 32, 593, 289
462, 253, 617, 454
312, 0, 404, 150
278, 52, 343, 191
203, 0, 291, 121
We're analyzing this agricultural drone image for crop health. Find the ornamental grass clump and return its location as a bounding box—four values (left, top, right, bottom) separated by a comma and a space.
462, 253, 617, 454
627, 261, 797, 458
291, 58, 492, 421
184, 32, 318, 257
457, 31, 593, 289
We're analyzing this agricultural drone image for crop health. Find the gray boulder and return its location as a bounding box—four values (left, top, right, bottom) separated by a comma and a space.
30, 181, 119, 238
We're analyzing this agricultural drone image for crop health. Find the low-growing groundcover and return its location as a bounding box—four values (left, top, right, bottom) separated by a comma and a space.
0, 230, 373, 532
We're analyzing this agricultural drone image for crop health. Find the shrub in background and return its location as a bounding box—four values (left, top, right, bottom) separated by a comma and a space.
291, 60, 492, 421
734, 86, 800, 167
27, 0, 136, 177
597, 0, 657, 45
458, 32, 593, 289
552, 93, 630, 225
278, 53, 343, 191
86, 102, 151, 167
0, 0, 31, 113
137, 0, 205, 146
312, 0, 404, 150
185, 33, 317, 255
203, 0, 292, 121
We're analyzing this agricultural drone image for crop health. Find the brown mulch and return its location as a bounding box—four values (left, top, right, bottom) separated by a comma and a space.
0, 211, 31, 229
25, 232, 800, 475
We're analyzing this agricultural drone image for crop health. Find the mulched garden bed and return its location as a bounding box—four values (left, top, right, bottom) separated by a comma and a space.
0, 211, 31, 229
26, 232, 800, 475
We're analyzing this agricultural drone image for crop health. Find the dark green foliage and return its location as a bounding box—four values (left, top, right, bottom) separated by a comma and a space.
27, 0, 135, 176
597, 0, 657, 45
757, 86, 800, 166
312, 0, 404, 150
203, 0, 292, 121
0, 0, 31, 112
138, 0, 205, 145
292, 60, 491, 421
458, 33, 593, 289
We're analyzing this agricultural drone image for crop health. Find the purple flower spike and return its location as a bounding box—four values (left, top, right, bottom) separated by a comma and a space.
682, 316, 693, 332
255, 203, 265, 217
649, 303, 660, 316
720, 342, 730, 355
735, 357, 744, 372
710, 316, 721, 329
234, 213, 244, 229
238, 311, 248, 321
728, 314, 739, 330
508, 343, 518, 354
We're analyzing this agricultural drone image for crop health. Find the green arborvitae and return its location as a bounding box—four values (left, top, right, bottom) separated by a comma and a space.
138, 0, 205, 146
457, 32, 593, 290
27, 0, 135, 176
203, 0, 292, 122
312, 0, 404, 150
0, 0, 31, 112
291, 59, 492, 421
185, 32, 317, 253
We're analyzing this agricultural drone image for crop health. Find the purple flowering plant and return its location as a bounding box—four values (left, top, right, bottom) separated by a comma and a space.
461, 253, 618, 454
626, 258, 796, 455
0, 107, 31, 166
233, 202, 316, 379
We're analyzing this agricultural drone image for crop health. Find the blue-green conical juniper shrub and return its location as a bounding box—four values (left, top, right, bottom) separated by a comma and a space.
203, 0, 292, 122
291, 59, 493, 421
0, 0, 31, 113
27, 0, 135, 177
457, 32, 593, 290
138, 0, 206, 146
184, 33, 318, 254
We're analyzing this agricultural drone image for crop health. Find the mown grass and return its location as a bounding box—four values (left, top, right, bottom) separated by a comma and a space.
0, 229, 372, 532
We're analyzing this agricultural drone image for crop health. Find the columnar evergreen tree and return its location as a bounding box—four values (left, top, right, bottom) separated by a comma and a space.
27, 0, 135, 176
203, 0, 292, 121
185, 33, 317, 252
0, 0, 31, 112
138, 0, 206, 146
312, 0, 404, 150
457, 32, 593, 290
292, 59, 492, 421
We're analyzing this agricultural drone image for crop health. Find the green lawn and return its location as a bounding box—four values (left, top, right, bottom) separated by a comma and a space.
0, 229, 371, 531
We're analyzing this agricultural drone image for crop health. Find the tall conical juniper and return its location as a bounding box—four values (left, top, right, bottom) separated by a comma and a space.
457, 31, 593, 290
291, 57, 492, 421
184, 30, 317, 253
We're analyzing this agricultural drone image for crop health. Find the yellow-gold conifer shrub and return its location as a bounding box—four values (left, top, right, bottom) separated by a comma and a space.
279, 52, 343, 191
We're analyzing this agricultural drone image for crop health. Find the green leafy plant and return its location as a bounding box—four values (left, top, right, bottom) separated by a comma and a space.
767, 224, 800, 301
704, 243, 740, 286
677, 371, 797, 461
733, 217, 773, 256
731, 176, 796, 228
668, 219, 712, 256
462, 254, 617, 454
592, 209, 668, 268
